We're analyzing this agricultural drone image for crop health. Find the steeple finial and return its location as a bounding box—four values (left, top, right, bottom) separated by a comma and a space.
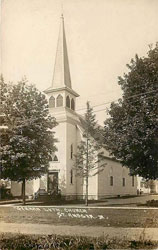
61, 0, 64, 19
61, 13, 64, 20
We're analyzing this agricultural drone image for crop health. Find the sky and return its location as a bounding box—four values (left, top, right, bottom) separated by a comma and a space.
1, 0, 158, 124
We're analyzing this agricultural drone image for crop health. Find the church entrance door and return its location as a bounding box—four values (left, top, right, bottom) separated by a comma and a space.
48, 172, 58, 195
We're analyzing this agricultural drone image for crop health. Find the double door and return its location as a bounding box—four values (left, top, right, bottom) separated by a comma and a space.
48, 172, 58, 195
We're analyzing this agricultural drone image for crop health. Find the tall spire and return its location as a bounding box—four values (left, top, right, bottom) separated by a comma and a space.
52, 14, 72, 89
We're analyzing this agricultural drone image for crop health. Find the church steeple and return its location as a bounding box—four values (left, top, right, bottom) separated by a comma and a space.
44, 14, 79, 110
52, 14, 71, 89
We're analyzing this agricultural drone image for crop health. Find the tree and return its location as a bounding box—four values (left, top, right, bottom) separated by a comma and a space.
74, 102, 106, 206
0, 77, 57, 204
104, 43, 158, 180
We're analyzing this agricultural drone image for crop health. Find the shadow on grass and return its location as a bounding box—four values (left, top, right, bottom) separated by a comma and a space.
0, 194, 153, 207
23, 199, 109, 206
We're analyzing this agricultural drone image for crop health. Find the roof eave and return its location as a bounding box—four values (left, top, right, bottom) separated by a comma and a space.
44, 86, 79, 97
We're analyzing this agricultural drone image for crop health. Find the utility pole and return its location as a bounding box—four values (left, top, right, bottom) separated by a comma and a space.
0, 85, 2, 200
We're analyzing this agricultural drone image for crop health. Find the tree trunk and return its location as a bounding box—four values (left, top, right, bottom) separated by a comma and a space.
22, 179, 26, 205
85, 175, 88, 206
0, 167, 1, 200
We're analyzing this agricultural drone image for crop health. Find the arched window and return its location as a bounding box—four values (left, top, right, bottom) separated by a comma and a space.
49, 154, 58, 162
49, 96, 55, 108
57, 94, 63, 107
53, 155, 58, 162
71, 98, 75, 110
66, 96, 70, 108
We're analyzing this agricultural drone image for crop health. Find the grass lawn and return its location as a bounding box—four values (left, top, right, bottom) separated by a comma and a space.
0, 206, 158, 228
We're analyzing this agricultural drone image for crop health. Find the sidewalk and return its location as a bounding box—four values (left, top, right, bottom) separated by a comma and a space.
0, 222, 157, 241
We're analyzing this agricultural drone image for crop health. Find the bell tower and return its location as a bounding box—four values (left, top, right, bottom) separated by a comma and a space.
44, 14, 81, 199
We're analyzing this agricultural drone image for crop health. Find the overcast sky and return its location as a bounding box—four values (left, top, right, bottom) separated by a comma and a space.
1, 0, 158, 124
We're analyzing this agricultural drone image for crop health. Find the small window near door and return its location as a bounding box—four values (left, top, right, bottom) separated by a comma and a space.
110, 176, 113, 186
123, 177, 126, 187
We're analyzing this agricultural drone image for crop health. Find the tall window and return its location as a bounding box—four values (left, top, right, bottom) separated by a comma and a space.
66, 96, 70, 108
49, 96, 55, 108
71, 98, 75, 110
122, 177, 126, 187
132, 176, 134, 187
110, 176, 113, 186
70, 169, 73, 184
57, 94, 63, 107
71, 144, 73, 159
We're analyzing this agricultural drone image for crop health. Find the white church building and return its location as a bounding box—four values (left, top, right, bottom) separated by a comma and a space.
11, 15, 144, 199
